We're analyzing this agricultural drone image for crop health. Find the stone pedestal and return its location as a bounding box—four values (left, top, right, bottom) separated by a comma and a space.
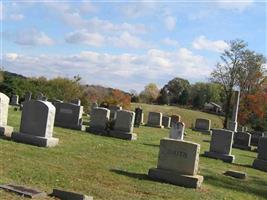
148, 139, 203, 188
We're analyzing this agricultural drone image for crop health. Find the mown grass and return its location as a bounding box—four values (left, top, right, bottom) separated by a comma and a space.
0, 104, 266, 200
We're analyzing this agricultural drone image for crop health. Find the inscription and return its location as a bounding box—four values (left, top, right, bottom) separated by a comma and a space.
60, 108, 73, 114
165, 149, 187, 158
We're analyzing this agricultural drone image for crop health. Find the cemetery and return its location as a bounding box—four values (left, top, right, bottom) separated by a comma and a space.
0, 1, 266, 200
0, 98, 266, 199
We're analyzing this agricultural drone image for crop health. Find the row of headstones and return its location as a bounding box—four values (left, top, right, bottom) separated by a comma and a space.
148, 129, 267, 189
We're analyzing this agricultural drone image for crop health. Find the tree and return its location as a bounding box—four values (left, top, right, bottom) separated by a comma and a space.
103, 89, 131, 109
157, 77, 190, 105
139, 83, 159, 103
211, 39, 266, 128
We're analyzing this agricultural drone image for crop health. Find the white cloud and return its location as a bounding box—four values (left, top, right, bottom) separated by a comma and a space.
216, 0, 253, 11
2, 48, 211, 91
192, 35, 229, 52
108, 32, 151, 49
9, 13, 24, 21
162, 38, 179, 46
65, 30, 105, 47
14, 28, 54, 46
164, 15, 176, 31
79, 0, 98, 14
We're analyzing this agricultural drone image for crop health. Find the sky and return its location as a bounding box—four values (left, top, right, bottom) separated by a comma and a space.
1, 0, 266, 92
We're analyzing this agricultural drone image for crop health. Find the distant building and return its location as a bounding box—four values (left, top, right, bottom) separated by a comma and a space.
204, 102, 222, 114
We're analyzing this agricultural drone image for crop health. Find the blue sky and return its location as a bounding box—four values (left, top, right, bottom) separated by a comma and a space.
1, 0, 266, 92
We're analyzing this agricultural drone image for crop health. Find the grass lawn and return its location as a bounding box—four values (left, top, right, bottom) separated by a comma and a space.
0, 104, 266, 200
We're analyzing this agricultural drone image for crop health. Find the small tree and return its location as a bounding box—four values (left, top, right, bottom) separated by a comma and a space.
139, 83, 159, 104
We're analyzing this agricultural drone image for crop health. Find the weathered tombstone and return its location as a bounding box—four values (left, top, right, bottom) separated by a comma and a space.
71, 99, 81, 106
252, 137, 267, 172
170, 115, 181, 126
86, 107, 110, 135
146, 112, 164, 128
11, 100, 59, 147
148, 138, 203, 188
228, 90, 240, 132
134, 107, 143, 127
109, 105, 122, 120
36, 92, 44, 100
162, 116, 171, 129
51, 189, 93, 200
193, 118, 211, 134
110, 110, 137, 140
24, 91, 32, 101
204, 129, 235, 163
54, 102, 85, 130
141, 113, 144, 125
169, 122, 185, 140
10, 95, 19, 106
0, 184, 47, 198
233, 132, 252, 150
0, 93, 14, 137
250, 131, 265, 146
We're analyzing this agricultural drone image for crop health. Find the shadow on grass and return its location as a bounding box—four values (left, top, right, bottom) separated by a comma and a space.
238, 154, 256, 159
231, 163, 253, 168
142, 143, 160, 148
202, 139, 210, 143
205, 174, 267, 199
110, 169, 151, 181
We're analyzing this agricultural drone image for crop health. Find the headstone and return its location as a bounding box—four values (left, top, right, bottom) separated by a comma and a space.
148, 138, 203, 188
237, 125, 248, 132
141, 113, 144, 125
233, 132, 252, 150
109, 105, 122, 120
134, 107, 143, 127
204, 129, 235, 163
0, 184, 47, 198
51, 189, 93, 200
223, 170, 247, 179
10, 95, 19, 105
11, 100, 59, 147
24, 91, 32, 101
91, 102, 98, 110
36, 92, 44, 100
86, 107, 110, 135
169, 122, 185, 140
54, 102, 85, 130
52, 99, 63, 105
0, 93, 14, 137
250, 131, 265, 146
110, 110, 137, 140
170, 115, 181, 126
252, 137, 267, 172
71, 99, 81, 106
146, 112, 164, 128
162, 116, 171, 129
193, 118, 211, 134
228, 90, 240, 132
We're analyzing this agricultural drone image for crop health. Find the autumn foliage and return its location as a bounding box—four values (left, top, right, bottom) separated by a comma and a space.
103, 89, 131, 109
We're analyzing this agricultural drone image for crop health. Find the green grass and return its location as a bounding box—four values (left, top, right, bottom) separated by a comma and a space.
0, 104, 266, 200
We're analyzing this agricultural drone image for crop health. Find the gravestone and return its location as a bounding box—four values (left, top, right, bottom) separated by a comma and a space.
71, 99, 81, 106
51, 189, 93, 200
109, 105, 122, 120
91, 102, 98, 110
110, 110, 137, 140
134, 107, 143, 127
228, 90, 240, 132
250, 131, 265, 146
86, 107, 110, 135
36, 92, 44, 100
237, 126, 248, 132
204, 129, 235, 163
146, 112, 164, 128
233, 132, 252, 150
54, 102, 85, 130
252, 137, 267, 172
0, 93, 14, 137
24, 91, 32, 101
10, 95, 19, 106
141, 113, 144, 125
162, 116, 171, 129
170, 115, 181, 126
169, 122, 185, 140
193, 118, 211, 134
11, 100, 59, 147
148, 138, 203, 188
52, 99, 63, 105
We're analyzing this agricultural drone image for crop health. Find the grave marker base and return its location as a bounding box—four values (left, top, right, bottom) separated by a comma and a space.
11, 132, 59, 147
55, 123, 86, 131
51, 189, 93, 200
0, 125, 14, 137
192, 128, 211, 135
148, 168, 203, 189
110, 130, 137, 140
203, 151, 235, 163
146, 124, 164, 129
233, 144, 252, 151
86, 127, 108, 135
252, 158, 267, 172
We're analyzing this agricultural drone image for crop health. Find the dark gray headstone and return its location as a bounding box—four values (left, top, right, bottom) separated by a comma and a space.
134, 107, 143, 127
51, 189, 93, 200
